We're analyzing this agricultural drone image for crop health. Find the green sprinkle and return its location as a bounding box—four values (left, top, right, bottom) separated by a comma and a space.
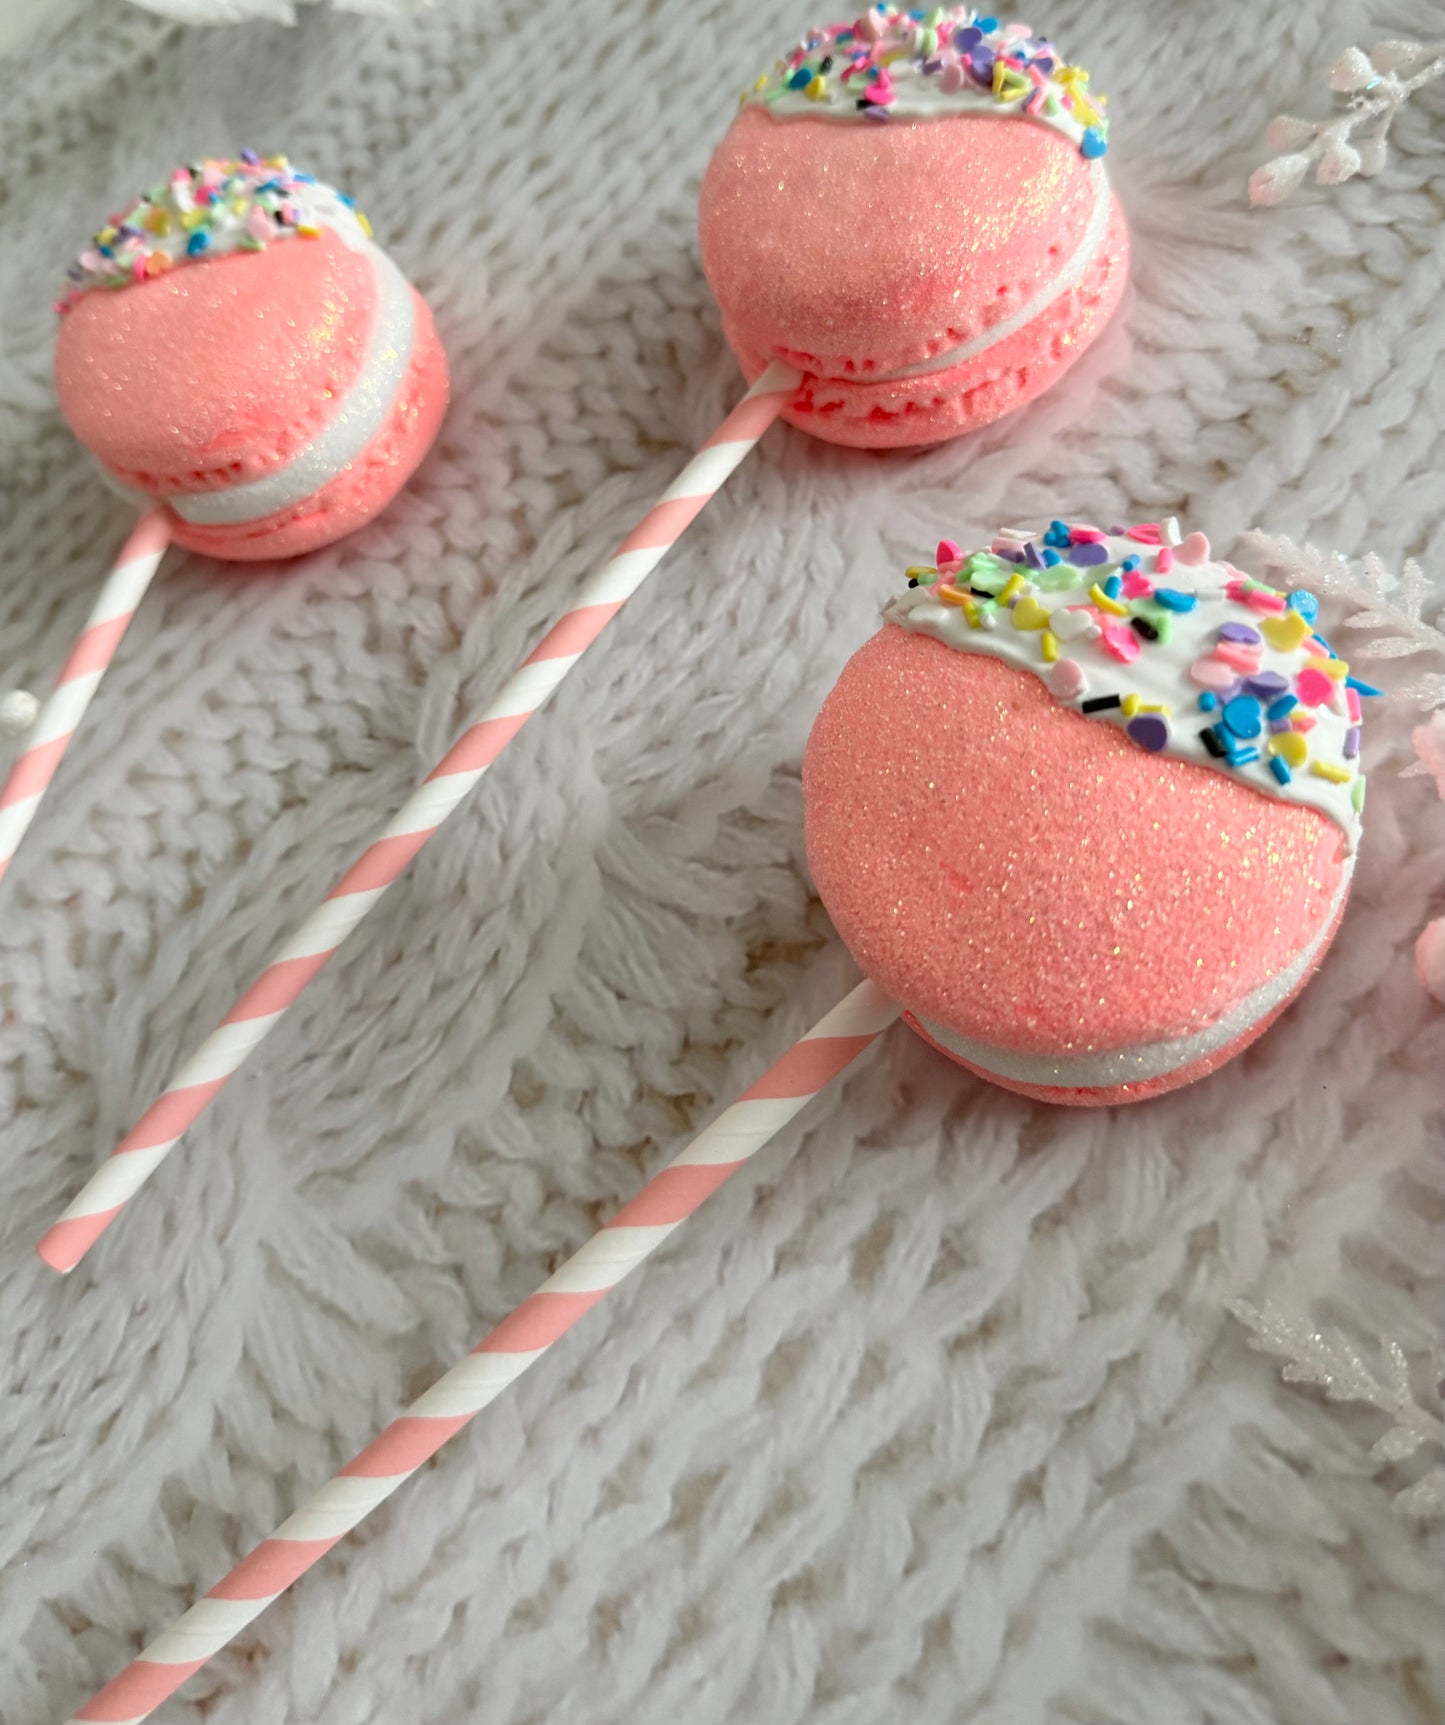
1351, 775, 1366, 812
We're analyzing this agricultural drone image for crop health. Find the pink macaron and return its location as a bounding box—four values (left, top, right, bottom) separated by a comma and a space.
699, 9, 1128, 449
803, 520, 1371, 1104
54, 155, 449, 561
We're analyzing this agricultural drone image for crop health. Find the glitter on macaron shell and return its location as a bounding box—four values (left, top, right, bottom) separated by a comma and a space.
744, 5, 1109, 157
888, 519, 1378, 850
56, 154, 374, 311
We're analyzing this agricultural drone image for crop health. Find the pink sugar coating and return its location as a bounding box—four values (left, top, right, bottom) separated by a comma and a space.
902, 894, 1345, 1104
699, 107, 1129, 449
54, 230, 449, 561
803, 627, 1349, 1081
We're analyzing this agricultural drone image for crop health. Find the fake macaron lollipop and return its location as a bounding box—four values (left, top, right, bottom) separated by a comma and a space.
699, 7, 1129, 447
66, 546, 1378, 1725
2, 155, 447, 887
805, 520, 1375, 1102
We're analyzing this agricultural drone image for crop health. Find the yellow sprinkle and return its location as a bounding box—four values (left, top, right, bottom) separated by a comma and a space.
1310, 760, 1352, 784
1268, 732, 1308, 767
144, 208, 171, 236
753, 73, 769, 91
936, 583, 971, 608
1072, 95, 1101, 127
999, 572, 1028, 604
962, 598, 983, 629
1138, 702, 1170, 715
1089, 582, 1128, 616
297, 223, 322, 239
97, 225, 118, 246
1121, 693, 1140, 717
356, 210, 373, 238
1320, 657, 1349, 679
905, 566, 937, 582
1041, 630, 1059, 663
265, 154, 289, 169
806, 75, 827, 100
180, 208, 205, 230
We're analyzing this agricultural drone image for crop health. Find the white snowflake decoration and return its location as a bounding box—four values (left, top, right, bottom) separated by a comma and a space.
1240, 531, 1445, 714
1249, 39, 1445, 204
1231, 1300, 1445, 1520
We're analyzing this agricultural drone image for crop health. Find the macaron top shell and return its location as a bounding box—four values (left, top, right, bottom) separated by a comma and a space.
55, 229, 373, 497
803, 626, 1350, 1061
699, 105, 1103, 381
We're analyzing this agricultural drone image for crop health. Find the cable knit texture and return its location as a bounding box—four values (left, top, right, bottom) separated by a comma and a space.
1, 2, 1442, 1721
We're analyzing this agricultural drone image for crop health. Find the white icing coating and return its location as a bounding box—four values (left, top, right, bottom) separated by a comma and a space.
876, 162, 1110, 381
165, 245, 416, 527
913, 862, 1352, 1086
745, 10, 1109, 157
884, 525, 1367, 850
62, 159, 373, 301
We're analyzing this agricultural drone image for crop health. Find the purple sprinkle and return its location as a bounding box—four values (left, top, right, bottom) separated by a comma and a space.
1126, 714, 1170, 753
922, 55, 944, 73
1268, 717, 1292, 734
1218, 622, 1262, 645
863, 106, 892, 121
966, 46, 996, 82
954, 24, 983, 50
241, 147, 261, 165
1069, 541, 1110, 566
1219, 680, 1245, 705
1109, 524, 1126, 535
1033, 54, 1056, 72
1023, 542, 1045, 569
1244, 670, 1289, 698
1344, 726, 1361, 759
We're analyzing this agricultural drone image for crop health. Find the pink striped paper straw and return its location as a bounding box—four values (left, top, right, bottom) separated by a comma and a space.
64, 978, 899, 1724
38, 362, 802, 1272
0, 510, 170, 888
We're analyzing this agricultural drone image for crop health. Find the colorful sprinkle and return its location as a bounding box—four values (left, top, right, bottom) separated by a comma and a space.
1154, 588, 1197, 612
59, 154, 372, 307
1295, 666, 1335, 707
1268, 731, 1308, 767
1126, 713, 1170, 752
1222, 696, 1263, 739
745, 14, 1108, 156
1310, 760, 1352, 784
1047, 658, 1087, 700
1269, 756, 1292, 786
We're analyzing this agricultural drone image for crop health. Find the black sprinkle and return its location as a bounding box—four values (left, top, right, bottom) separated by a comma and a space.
1200, 727, 1227, 758
820, 54, 833, 71
970, 587, 995, 599
1081, 695, 1123, 714
907, 578, 919, 588
1130, 617, 1159, 642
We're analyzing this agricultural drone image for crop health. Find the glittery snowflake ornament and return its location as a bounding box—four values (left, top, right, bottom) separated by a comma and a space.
1231, 1300, 1445, 1520
1249, 38, 1445, 204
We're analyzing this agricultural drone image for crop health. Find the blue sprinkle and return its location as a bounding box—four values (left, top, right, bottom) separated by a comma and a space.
1269, 755, 1292, 786
186, 231, 209, 256
977, 15, 998, 29
1345, 676, 1385, 697
1154, 588, 1198, 612
788, 66, 812, 89
1286, 589, 1320, 623
1222, 695, 1263, 739
1310, 632, 1337, 658
1081, 127, 1108, 159
1042, 549, 1061, 567
1227, 745, 1260, 768
1266, 693, 1298, 721
1104, 574, 1122, 599
1120, 555, 1141, 572
1198, 692, 1218, 713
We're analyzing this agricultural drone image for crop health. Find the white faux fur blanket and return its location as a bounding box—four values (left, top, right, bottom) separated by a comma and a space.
1, 1, 1442, 1721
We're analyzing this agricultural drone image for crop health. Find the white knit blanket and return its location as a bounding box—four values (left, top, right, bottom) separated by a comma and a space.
2, 2, 1442, 1721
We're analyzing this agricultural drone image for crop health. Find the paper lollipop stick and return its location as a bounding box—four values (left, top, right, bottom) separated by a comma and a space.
0, 511, 170, 887
38, 360, 803, 1272
63, 978, 898, 1724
